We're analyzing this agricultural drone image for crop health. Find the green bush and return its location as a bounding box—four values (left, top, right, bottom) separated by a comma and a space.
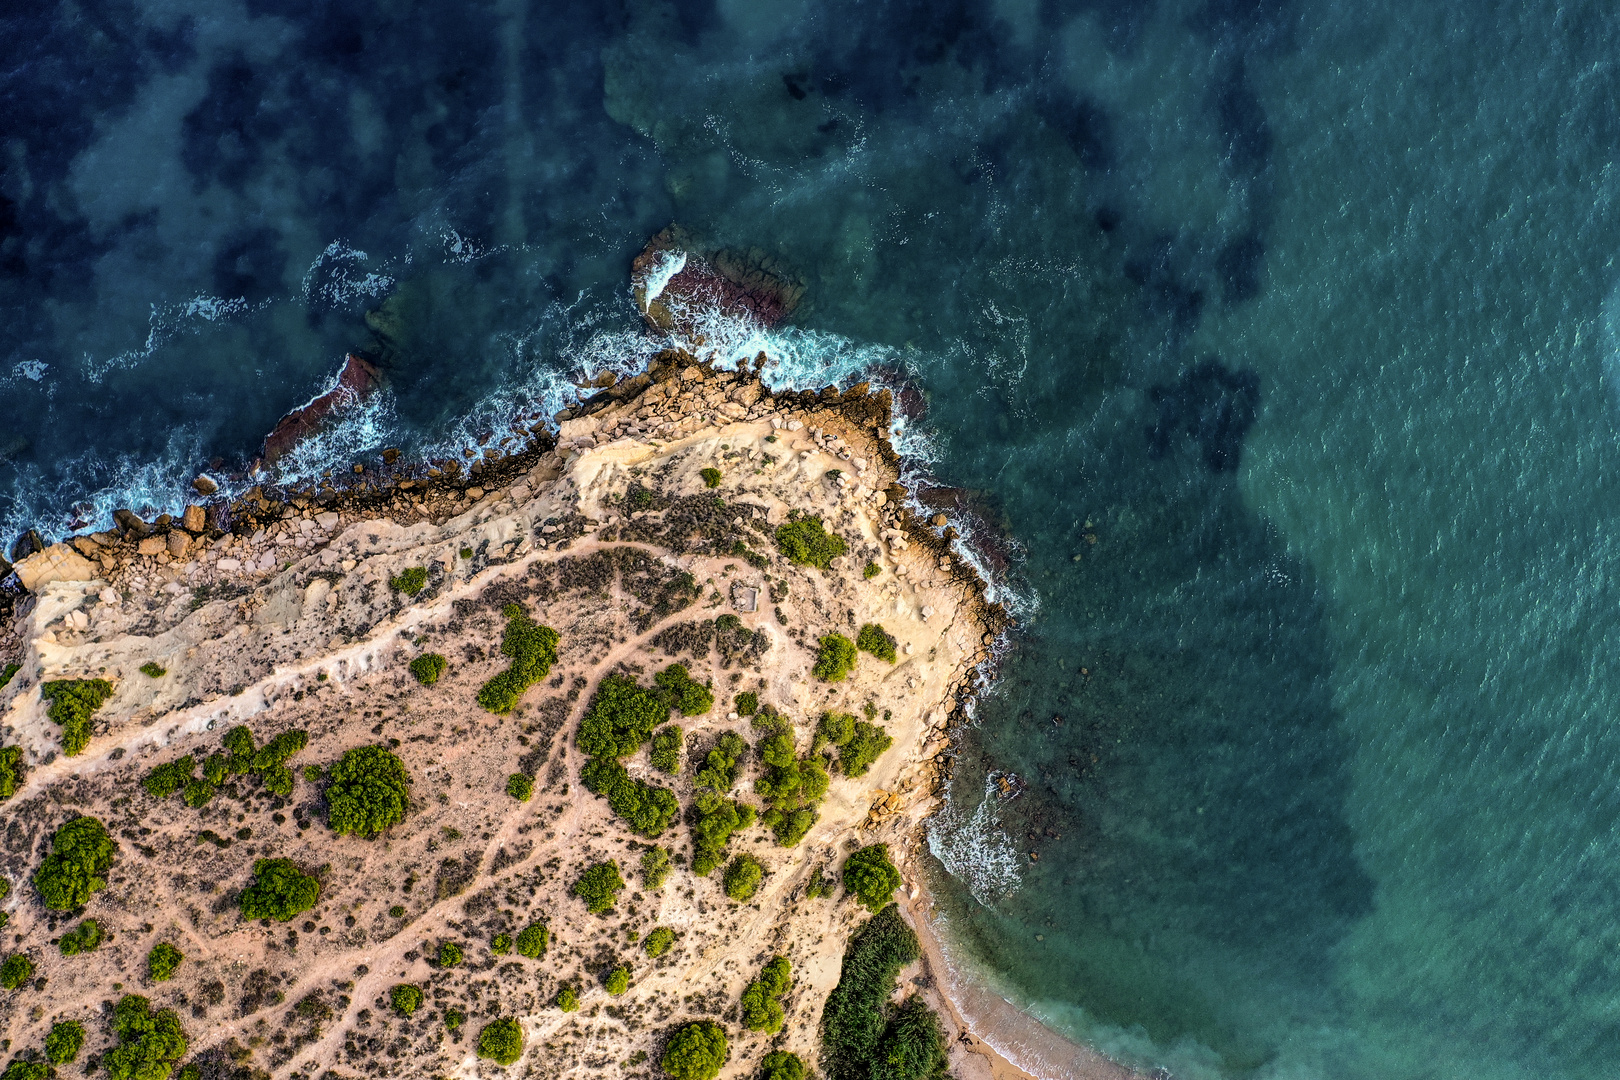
34, 815, 115, 910
58, 918, 102, 956
577, 675, 666, 757
762, 807, 817, 848
40, 679, 112, 757
103, 995, 187, 1080
855, 623, 898, 663
390, 984, 423, 1016
0, 664, 16, 690
409, 653, 448, 686
203, 754, 229, 785
0, 746, 22, 799
223, 724, 255, 760
573, 861, 625, 914
45, 1018, 86, 1064
389, 904, 405, 918
581, 757, 679, 837
605, 965, 630, 995
182, 777, 217, 807
759, 1050, 807, 1080
775, 514, 846, 570
740, 956, 791, 1033
813, 634, 857, 682
661, 1020, 729, 1080
0, 954, 32, 989
303, 764, 322, 782
147, 941, 183, 981
445, 1008, 466, 1030
734, 691, 758, 717
0, 1060, 47, 1080
516, 923, 549, 959
843, 844, 903, 912
839, 722, 894, 778
253, 729, 309, 771
817, 711, 856, 747
477, 604, 560, 713
655, 664, 713, 716
755, 727, 827, 848
649, 725, 683, 774
326, 745, 411, 837
437, 941, 463, 968
690, 791, 755, 876
723, 854, 765, 902
555, 985, 579, 1012
239, 858, 320, 922
694, 731, 747, 791
506, 773, 534, 802
476, 1017, 524, 1066
644, 926, 676, 958
139, 662, 167, 678
491, 933, 512, 955
821, 905, 927, 1080
700, 467, 722, 488
863, 562, 882, 580
867, 994, 950, 1080
641, 846, 671, 889
388, 567, 429, 596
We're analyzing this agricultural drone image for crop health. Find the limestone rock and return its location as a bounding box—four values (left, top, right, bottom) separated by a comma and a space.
14, 543, 97, 591
192, 475, 219, 495
137, 537, 165, 557
167, 531, 190, 559
181, 505, 206, 533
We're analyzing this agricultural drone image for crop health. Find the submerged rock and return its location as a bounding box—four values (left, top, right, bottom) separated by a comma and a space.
261, 353, 383, 465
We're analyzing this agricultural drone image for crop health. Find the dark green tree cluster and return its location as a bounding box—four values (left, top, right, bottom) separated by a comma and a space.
150, 724, 311, 806
0, 746, 25, 800
390, 984, 423, 1016
759, 1050, 808, 1080
775, 513, 847, 570
45, 1019, 85, 1064
690, 792, 755, 877
477, 603, 560, 713
505, 772, 534, 802
640, 846, 671, 889
654, 663, 714, 716
58, 918, 102, 956
755, 720, 829, 848
734, 690, 759, 717
695, 731, 747, 790
477, 1017, 524, 1065
578, 674, 679, 835
649, 724, 683, 773
855, 623, 898, 663
0, 954, 33, 989
103, 995, 188, 1080
388, 567, 429, 596
515, 923, 549, 959
40, 679, 112, 757
147, 941, 183, 981
34, 815, 115, 911
819, 713, 892, 778
581, 757, 678, 837
813, 634, 858, 682
240, 858, 320, 922
644, 926, 676, 958
723, 854, 765, 902
821, 905, 947, 1080
661, 1020, 729, 1080
605, 965, 630, 995
843, 845, 903, 912
740, 956, 792, 1033
572, 861, 624, 914
409, 653, 448, 686
325, 745, 411, 837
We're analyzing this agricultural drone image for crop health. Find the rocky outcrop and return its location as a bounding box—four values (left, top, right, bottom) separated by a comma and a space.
631, 225, 805, 335
261, 353, 383, 465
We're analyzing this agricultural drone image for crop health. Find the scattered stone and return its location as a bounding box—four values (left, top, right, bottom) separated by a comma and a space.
191, 475, 218, 495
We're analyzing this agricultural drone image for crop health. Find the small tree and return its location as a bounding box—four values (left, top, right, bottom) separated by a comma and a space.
740, 956, 792, 1033
723, 854, 765, 902
477, 604, 560, 713
103, 994, 187, 1080
661, 1020, 729, 1080
0, 954, 33, 989
555, 985, 579, 1012
437, 941, 464, 968
325, 745, 411, 837
649, 725, 683, 774
0, 1061, 48, 1080
644, 926, 676, 958
605, 966, 630, 996
40, 679, 113, 757
505, 773, 534, 802
58, 918, 102, 956
839, 722, 894, 778
843, 844, 903, 912
33, 815, 115, 910
491, 932, 512, 955
0, 746, 24, 799
142, 756, 194, 799
655, 664, 713, 716
45, 1019, 86, 1064
515, 923, 548, 959
239, 858, 320, 922
759, 1051, 807, 1080
641, 846, 671, 889
477, 1017, 524, 1066
813, 634, 857, 682
409, 653, 448, 686
573, 861, 625, 914
390, 984, 424, 1016
855, 623, 898, 663
146, 941, 183, 981
733, 691, 759, 717
775, 514, 846, 569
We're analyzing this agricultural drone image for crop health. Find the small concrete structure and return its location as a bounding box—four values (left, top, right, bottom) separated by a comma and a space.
731, 584, 758, 613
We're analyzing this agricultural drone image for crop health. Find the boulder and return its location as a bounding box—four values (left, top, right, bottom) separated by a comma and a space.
13, 544, 97, 591
113, 509, 152, 538
262, 353, 383, 464
181, 505, 206, 533
9, 529, 44, 562
167, 531, 190, 559
68, 536, 103, 558
192, 475, 219, 495
137, 537, 165, 557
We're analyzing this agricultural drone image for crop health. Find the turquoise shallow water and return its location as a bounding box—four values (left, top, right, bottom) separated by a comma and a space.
7, 0, 1620, 1076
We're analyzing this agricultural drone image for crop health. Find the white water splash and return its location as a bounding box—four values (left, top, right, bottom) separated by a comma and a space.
301, 241, 396, 308
638, 249, 687, 307
928, 773, 1024, 907
13, 361, 48, 382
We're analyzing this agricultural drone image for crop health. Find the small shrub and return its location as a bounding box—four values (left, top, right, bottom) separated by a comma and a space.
661, 1020, 729, 1080
839, 722, 894, 778
58, 918, 103, 956
573, 861, 625, 914
740, 956, 791, 1033
843, 844, 903, 912
183, 777, 217, 807
491, 933, 512, 955
515, 923, 548, 959
555, 985, 579, 1012
139, 662, 167, 678
326, 745, 411, 837
390, 984, 424, 1016
855, 623, 898, 663
147, 941, 183, 982
388, 567, 429, 596
477, 1017, 524, 1065
813, 634, 858, 682
45, 1019, 86, 1064
303, 764, 322, 782
445, 1008, 466, 1030
389, 905, 405, 918
0, 954, 32, 989
239, 858, 320, 922
605, 966, 630, 995
640, 846, 671, 889
723, 854, 765, 902
409, 653, 448, 686
203, 754, 229, 785
477, 604, 560, 713
700, 467, 722, 488
223, 724, 255, 760
505, 773, 533, 802
805, 865, 833, 899
734, 691, 758, 717
1, 1060, 47, 1080
0, 664, 17, 690
655, 663, 713, 716
649, 725, 683, 773
758, 1050, 807, 1080
0, 746, 23, 799
437, 941, 464, 968
644, 926, 676, 958
460, 546, 474, 559
142, 756, 194, 799
775, 514, 846, 570
40, 679, 113, 757
33, 816, 115, 910
862, 562, 881, 580
690, 792, 755, 876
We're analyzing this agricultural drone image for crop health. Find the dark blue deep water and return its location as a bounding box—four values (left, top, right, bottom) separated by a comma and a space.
8, 2, 1620, 1077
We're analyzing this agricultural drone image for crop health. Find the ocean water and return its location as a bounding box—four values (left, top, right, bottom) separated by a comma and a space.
7, 0, 1620, 1077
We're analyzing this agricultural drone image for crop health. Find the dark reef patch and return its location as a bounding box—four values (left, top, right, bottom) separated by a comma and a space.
1147, 360, 1261, 472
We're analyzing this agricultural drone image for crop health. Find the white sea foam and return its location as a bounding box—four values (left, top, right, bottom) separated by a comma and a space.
13, 361, 48, 382
637, 249, 687, 307
927, 773, 1024, 907
301, 241, 396, 309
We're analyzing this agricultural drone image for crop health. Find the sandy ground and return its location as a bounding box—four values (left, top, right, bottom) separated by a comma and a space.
0, 368, 1063, 1080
